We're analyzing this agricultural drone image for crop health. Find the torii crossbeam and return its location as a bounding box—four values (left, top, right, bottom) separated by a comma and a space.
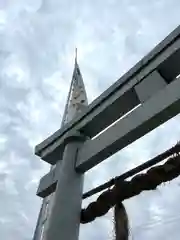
35, 25, 180, 240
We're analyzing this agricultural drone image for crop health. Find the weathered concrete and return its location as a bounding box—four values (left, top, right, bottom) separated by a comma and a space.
76, 77, 180, 172
44, 134, 85, 240
134, 70, 167, 103
37, 74, 180, 197
35, 26, 180, 165
33, 54, 88, 240
36, 162, 61, 198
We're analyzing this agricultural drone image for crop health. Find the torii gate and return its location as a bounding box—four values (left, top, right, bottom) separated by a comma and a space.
35, 24, 180, 240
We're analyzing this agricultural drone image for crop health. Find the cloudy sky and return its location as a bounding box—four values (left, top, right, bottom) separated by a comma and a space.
1, 0, 180, 239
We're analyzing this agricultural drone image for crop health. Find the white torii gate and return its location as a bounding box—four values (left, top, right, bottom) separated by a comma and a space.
35, 24, 180, 240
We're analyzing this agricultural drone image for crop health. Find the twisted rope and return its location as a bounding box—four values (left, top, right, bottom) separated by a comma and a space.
83, 142, 180, 199
81, 146, 180, 224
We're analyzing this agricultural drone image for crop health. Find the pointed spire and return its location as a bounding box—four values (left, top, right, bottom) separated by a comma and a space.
61, 49, 88, 126
75, 47, 77, 64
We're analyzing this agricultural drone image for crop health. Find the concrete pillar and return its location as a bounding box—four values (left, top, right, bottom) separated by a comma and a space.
44, 132, 86, 240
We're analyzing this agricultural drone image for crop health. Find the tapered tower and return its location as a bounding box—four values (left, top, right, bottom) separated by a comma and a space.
33, 50, 88, 240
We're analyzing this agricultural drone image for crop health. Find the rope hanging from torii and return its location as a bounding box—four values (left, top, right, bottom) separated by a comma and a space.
80, 142, 180, 224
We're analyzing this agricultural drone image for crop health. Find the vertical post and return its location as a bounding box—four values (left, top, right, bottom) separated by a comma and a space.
44, 132, 86, 240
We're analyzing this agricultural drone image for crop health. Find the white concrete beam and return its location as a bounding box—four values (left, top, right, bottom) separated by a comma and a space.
76, 77, 180, 172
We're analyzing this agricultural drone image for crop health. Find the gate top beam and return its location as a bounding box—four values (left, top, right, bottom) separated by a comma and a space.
37, 76, 180, 198
35, 25, 180, 164
76, 77, 180, 172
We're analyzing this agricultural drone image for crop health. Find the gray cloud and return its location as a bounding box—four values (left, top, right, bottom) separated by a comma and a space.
1, 0, 180, 239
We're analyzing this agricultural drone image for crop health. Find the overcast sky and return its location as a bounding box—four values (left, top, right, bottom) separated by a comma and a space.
1, 0, 180, 239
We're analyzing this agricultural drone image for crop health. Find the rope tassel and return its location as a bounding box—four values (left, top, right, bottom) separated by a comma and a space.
114, 202, 129, 240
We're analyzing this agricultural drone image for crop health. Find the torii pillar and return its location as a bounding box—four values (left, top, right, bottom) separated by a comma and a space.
44, 132, 87, 240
